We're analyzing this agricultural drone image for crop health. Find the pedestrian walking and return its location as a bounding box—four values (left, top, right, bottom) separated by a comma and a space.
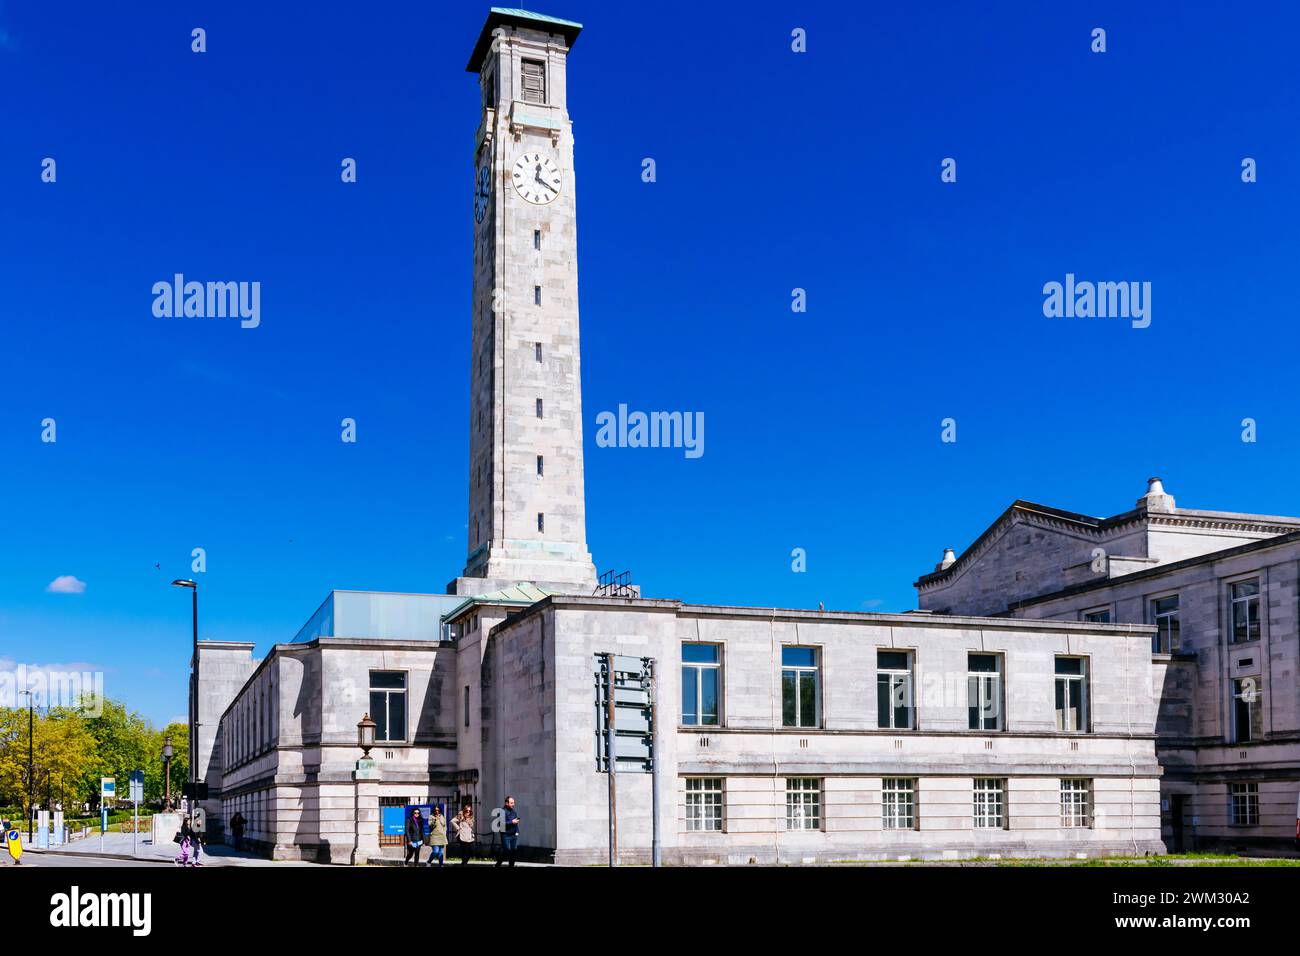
405, 807, 425, 866
424, 805, 447, 866
495, 795, 520, 867
230, 811, 247, 851
175, 817, 196, 867
452, 804, 475, 865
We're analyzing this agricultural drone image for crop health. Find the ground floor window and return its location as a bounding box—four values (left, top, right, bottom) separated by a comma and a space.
685, 777, 724, 832
882, 777, 916, 830
1228, 783, 1259, 826
785, 777, 821, 830
972, 778, 1005, 829
1060, 778, 1091, 828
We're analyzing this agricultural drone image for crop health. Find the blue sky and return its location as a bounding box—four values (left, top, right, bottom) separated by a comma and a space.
3, 1, 1299, 724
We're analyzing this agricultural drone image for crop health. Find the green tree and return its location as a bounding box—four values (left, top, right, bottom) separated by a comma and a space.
0, 697, 189, 815
0, 706, 97, 817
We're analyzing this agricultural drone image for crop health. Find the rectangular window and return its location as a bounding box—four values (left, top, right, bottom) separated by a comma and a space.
876, 650, 913, 730
534, 341, 542, 362
369, 671, 407, 743
781, 646, 819, 728
685, 777, 723, 832
1060, 778, 1091, 827
1054, 657, 1089, 732
537, 512, 545, 533
785, 778, 821, 830
463, 685, 470, 728
534, 285, 542, 306
1230, 579, 1261, 643
882, 778, 916, 830
681, 643, 721, 726
967, 653, 1002, 731
536, 455, 544, 476
1083, 608, 1110, 624
1228, 783, 1259, 826
536, 398, 543, 418
533, 229, 541, 250
1232, 678, 1262, 743
973, 778, 1005, 829
521, 58, 546, 104
1152, 595, 1180, 653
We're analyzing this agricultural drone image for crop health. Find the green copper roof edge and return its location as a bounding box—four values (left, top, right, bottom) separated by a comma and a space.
442, 582, 559, 623
489, 7, 583, 30
467, 8, 583, 72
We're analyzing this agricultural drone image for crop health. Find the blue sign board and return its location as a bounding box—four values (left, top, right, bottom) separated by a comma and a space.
381, 806, 405, 836
100, 807, 109, 834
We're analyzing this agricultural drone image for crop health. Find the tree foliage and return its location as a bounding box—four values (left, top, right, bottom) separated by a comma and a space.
0, 697, 187, 815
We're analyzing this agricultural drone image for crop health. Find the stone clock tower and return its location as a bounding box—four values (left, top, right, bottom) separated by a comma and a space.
450, 9, 597, 595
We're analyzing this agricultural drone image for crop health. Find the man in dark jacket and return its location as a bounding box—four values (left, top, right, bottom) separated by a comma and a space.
495, 796, 520, 867
230, 812, 247, 851
404, 808, 424, 866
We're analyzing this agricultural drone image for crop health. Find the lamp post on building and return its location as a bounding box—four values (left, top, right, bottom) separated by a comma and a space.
358, 713, 376, 757
162, 735, 174, 811
171, 579, 199, 815
18, 690, 33, 841
352, 714, 380, 865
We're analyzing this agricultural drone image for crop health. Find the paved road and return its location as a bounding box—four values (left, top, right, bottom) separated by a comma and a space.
8, 853, 166, 868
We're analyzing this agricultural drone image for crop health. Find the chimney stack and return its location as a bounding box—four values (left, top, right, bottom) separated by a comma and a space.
1137, 476, 1176, 513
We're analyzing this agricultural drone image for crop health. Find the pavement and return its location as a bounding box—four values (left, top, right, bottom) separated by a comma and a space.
12, 831, 319, 867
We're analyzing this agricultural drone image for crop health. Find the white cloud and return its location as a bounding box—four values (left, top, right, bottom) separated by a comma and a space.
46, 575, 87, 594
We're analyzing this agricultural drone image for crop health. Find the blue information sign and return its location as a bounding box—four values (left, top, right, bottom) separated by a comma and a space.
381, 806, 405, 836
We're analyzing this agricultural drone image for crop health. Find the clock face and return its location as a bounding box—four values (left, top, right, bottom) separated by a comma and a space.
473, 164, 491, 224
512, 152, 561, 205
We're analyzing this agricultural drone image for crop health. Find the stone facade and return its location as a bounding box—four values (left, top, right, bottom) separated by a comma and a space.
915, 479, 1300, 618
192, 641, 257, 836
918, 478, 1300, 853
456, 9, 595, 594
201, 595, 1163, 864
496, 598, 1163, 863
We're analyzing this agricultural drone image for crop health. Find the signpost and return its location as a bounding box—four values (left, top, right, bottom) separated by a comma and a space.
129, 770, 144, 857
595, 653, 659, 867
5, 829, 21, 865
100, 777, 114, 854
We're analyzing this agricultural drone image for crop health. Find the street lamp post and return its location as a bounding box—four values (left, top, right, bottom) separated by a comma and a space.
162, 735, 174, 811
17, 690, 34, 840
352, 714, 379, 865
172, 580, 198, 819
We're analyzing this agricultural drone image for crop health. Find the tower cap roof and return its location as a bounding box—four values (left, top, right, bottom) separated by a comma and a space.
467, 8, 583, 72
